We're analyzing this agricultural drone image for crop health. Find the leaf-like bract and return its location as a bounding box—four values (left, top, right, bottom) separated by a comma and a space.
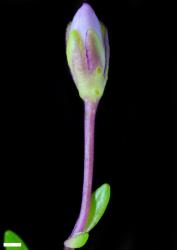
4, 230, 29, 250
85, 183, 111, 232
64, 232, 89, 248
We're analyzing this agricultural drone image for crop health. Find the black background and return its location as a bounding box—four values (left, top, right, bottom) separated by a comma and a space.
0, 0, 176, 250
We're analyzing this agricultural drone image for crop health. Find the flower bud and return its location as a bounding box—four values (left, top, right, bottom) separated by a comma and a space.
66, 3, 110, 102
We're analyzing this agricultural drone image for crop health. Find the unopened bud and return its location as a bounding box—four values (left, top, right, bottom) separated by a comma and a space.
66, 3, 110, 102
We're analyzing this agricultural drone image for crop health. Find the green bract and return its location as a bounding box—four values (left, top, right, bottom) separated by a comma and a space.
85, 183, 111, 232
4, 230, 29, 250
64, 183, 111, 248
64, 232, 89, 248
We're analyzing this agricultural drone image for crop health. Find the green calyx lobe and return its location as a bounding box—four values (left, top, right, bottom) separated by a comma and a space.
64, 183, 111, 248
66, 27, 107, 102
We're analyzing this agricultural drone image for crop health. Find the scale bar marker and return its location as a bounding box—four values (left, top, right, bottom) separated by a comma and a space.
3, 243, 22, 247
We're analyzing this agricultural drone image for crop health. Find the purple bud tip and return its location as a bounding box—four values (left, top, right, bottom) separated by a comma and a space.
70, 3, 103, 44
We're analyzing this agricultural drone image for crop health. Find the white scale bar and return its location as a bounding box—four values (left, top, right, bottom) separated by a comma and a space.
3, 243, 21, 247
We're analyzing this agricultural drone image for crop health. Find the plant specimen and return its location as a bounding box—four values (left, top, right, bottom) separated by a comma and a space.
3, 3, 110, 250
64, 3, 110, 249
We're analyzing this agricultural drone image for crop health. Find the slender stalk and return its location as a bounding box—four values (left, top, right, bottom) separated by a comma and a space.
64, 99, 98, 250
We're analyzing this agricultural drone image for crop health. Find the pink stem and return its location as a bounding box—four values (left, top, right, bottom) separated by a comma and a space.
64, 100, 98, 250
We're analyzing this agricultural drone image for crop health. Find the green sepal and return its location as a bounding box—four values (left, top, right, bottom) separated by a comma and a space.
66, 29, 84, 69
64, 232, 89, 248
85, 183, 111, 232
85, 29, 105, 72
4, 230, 29, 250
